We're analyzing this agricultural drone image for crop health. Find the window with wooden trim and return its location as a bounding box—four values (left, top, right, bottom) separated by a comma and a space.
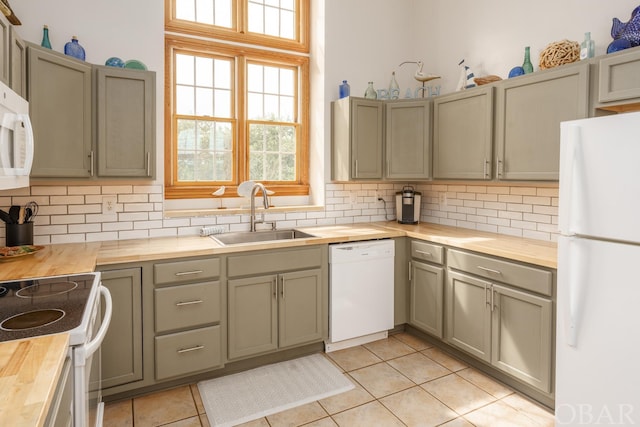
165, 0, 309, 199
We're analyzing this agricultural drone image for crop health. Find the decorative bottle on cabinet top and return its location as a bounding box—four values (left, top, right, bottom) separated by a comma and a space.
580, 32, 595, 59
41, 25, 51, 49
522, 46, 534, 74
339, 80, 350, 98
389, 72, 400, 99
364, 82, 377, 99
64, 36, 85, 61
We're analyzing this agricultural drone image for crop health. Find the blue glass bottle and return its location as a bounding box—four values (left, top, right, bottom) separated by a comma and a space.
339, 80, 350, 98
41, 25, 51, 49
64, 36, 86, 61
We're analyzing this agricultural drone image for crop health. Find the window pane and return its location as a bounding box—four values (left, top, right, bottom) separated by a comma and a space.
176, 85, 195, 115
247, 2, 264, 34
281, 9, 294, 40
195, 0, 214, 24
177, 119, 233, 182
280, 68, 294, 96
195, 87, 213, 116
214, 89, 231, 118
175, 0, 195, 21
248, 93, 263, 120
214, 0, 232, 27
264, 94, 279, 119
176, 54, 194, 85
214, 59, 231, 89
264, 6, 280, 37
195, 56, 213, 87
249, 123, 296, 181
280, 96, 294, 122
264, 66, 279, 94
247, 63, 296, 122
247, 64, 263, 92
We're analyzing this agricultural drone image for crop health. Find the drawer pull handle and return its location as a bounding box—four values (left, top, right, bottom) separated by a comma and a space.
175, 270, 204, 276
177, 345, 204, 354
176, 300, 203, 306
477, 266, 502, 275
415, 250, 432, 257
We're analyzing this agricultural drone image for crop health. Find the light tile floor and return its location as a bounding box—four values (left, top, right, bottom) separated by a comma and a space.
103, 333, 555, 427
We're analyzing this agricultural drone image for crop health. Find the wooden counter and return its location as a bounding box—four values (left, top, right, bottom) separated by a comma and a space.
0, 242, 100, 282
0, 333, 69, 427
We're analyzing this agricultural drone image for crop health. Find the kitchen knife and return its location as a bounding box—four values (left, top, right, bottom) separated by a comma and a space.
18, 206, 25, 224
0, 209, 11, 224
8, 205, 19, 223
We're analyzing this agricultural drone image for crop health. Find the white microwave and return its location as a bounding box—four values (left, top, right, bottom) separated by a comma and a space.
0, 80, 33, 190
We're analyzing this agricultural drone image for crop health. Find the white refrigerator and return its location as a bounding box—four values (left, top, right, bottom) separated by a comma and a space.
556, 111, 640, 426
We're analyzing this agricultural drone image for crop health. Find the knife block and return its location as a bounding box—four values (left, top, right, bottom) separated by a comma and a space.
6, 222, 33, 246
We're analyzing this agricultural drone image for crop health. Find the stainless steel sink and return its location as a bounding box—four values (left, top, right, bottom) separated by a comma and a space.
210, 229, 316, 246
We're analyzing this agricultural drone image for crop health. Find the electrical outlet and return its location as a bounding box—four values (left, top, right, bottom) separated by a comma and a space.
439, 193, 447, 206
102, 196, 117, 214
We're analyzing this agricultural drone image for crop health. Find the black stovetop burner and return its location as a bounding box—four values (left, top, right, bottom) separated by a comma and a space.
0, 274, 98, 342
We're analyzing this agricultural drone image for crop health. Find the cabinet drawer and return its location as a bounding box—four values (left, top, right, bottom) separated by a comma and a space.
155, 281, 221, 333
227, 247, 322, 277
155, 325, 222, 380
411, 240, 444, 264
447, 249, 552, 296
154, 258, 220, 285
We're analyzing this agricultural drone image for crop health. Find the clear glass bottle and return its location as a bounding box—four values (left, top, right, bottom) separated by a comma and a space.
364, 82, 377, 99
580, 32, 595, 60
339, 80, 350, 98
388, 72, 400, 99
41, 25, 51, 49
522, 46, 534, 74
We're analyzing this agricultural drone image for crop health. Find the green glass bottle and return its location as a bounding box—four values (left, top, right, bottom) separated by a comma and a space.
41, 25, 52, 49
522, 46, 533, 74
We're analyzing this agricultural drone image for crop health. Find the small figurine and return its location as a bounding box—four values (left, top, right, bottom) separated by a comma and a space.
456, 59, 477, 91
608, 5, 640, 52
399, 60, 441, 98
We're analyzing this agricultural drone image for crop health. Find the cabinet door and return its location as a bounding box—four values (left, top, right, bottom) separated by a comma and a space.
433, 87, 493, 179
385, 99, 431, 179
445, 270, 492, 362
491, 284, 553, 393
279, 269, 323, 348
28, 44, 92, 177
598, 47, 640, 104
9, 27, 25, 97
332, 97, 383, 180
96, 66, 155, 177
100, 268, 143, 390
495, 63, 588, 180
0, 14, 8, 86
228, 275, 278, 359
409, 260, 444, 338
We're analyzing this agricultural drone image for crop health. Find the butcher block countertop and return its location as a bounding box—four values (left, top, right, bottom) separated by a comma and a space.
0, 242, 100, 282
0, 333, 69, 427
97, 221, 557, 269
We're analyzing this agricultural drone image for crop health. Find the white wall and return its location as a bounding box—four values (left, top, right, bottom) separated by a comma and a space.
414, 0, 640, 93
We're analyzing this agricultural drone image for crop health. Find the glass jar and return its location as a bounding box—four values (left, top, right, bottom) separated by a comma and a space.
522, 46, 534, 74
64, 36, 86, 61
339, 80, 350, 98
41, 25, 51, 49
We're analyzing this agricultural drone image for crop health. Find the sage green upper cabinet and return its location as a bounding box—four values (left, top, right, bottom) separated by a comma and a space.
28, 44, 92, 177
433, 86, 494, 180
95, 66, 155, 178
495, 63, 589, 180
0, 13, 9, 86
9, 28, 25, 97
595, 46, 640, 111
332, 96, 384, 180
385, 99, 431, 179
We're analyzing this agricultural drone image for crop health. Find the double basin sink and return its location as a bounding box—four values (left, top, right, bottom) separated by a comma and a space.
211, 229, 316, 246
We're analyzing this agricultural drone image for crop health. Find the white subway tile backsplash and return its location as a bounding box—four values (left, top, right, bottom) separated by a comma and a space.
0, 182, 561, 247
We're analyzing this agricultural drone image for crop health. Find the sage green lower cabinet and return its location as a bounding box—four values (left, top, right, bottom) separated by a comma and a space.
410, 261, 444, 339
445, 249, 554, 394
445, 270, 492, 362
153, 257, 224, 380
44, 356, 72, 427
226, 246, 327, 361
228, 269, 323, 359
100, 268, 143, 390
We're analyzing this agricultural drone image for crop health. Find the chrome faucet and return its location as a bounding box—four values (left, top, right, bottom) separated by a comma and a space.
250, 182, 270, 232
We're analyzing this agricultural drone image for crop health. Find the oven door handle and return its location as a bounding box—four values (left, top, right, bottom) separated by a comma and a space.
82, 285, 113, 360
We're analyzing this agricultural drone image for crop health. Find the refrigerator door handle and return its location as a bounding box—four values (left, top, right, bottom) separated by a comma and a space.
559, 124, 582, 236
565, 237, 587, 347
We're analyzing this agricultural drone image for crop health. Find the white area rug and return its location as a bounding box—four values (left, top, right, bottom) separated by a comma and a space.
197, 353, 354, 427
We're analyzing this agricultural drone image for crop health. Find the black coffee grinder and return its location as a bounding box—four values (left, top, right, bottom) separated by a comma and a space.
395, 186, 422, 224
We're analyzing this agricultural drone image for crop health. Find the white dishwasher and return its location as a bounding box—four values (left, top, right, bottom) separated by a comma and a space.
325, 239, 395, 352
